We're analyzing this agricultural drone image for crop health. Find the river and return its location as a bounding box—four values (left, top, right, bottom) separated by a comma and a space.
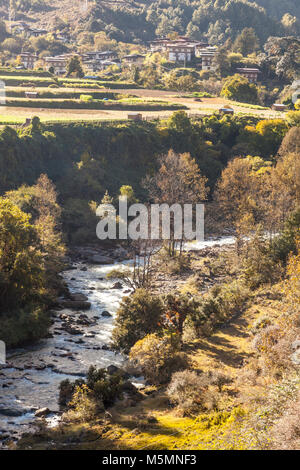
0, 236, 235, 447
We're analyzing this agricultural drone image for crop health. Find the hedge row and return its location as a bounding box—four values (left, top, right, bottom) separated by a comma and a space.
59, 80, 139, 89
0, 76, 57, 87
0, 75, 139, 89
5, 89, 118, 100
4, 98, 186, 111
0, 68, 52, 78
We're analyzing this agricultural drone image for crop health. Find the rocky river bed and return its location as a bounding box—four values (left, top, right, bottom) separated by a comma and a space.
0, 247, 135, 448
0, 237, 235, 448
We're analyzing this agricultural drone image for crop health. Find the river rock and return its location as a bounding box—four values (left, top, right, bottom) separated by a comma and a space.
69, 293, 89, 302
34, 407, 51, 418
89, 255, 113, 265
106, 364, 120, 375
0, 408, 24, 417
59, 300, 91, 310
292, 339, 300, 350
101, 311, 112, 317
112, 282, 123, 289
113, 247, 128, 258
64, 326, 82, 335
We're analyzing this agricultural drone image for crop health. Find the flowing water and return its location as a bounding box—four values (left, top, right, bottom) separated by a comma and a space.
0, 237, 235, 447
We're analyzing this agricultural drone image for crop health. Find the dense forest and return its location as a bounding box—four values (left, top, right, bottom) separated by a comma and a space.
1, 0, 300, 44
0, 111, 297, 243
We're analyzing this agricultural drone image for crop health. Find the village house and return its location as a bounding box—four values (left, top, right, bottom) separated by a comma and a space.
11, 21, 30, 35
20, 52, 38, 69
149, 37, 170, 53
166, 40, 196, 63
196, 46, 217, 70
84, 59, 119, 73
149, 36, 208, 54
149, 36, 214, 66
43, 55, 69, 75
25, 91, 38, 99
81, 50, 117, 63
272, 103, 287, 112
236, 67, 260, 83
53, 33, 70, 44
121, 54, 145, 68
27, 28, 48, 38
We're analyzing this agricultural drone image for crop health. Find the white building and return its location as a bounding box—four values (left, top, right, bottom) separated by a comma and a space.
43, 55, 69, 75
20, 52, 38, 69
166, 41, 196, 62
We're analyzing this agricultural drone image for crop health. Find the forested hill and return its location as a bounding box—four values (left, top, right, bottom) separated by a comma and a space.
1, 0, 300, 45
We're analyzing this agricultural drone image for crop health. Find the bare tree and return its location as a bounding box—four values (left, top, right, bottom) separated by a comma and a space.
143, 149, 208, 257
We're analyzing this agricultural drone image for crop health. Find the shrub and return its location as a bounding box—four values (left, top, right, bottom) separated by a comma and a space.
86, 366, 124, 407
221, 74, 258, 104
0, 308, 51, 349
59, 365, 124, 416
80, 94, 93, 102
65, 384, 101, 423
250, 315, 272, 333
206, 370, 232, 392
242, 232, 283, 288
112, 289, 164, 353
157, 248, 191, 274
271, 391, 300, 450
286, 110, 300, 127
167, 370, 211, 414
129, 333, 188, 384
184, 279, 250, 339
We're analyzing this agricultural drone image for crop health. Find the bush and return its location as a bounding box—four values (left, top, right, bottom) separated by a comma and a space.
0, 308, 50, 349
221, 74, 258, 104
184, 279, 250, 338
86, 366, 124, 407
129, 333, 188, 384
272, 391, 300, 450
5, 98, 185, 111
242, 232, 283, 288
80, 94, 93, 102
64, 384, 101, 423
112, 289, 164, 353
167, 370, 212, 414
157, 248, 191, 274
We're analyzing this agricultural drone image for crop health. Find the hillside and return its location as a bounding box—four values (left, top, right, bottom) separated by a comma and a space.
1, 0, 299, 45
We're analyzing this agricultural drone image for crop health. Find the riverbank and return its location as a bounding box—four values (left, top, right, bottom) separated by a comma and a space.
16, 266, 287, 450
0, 237, 236, 448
